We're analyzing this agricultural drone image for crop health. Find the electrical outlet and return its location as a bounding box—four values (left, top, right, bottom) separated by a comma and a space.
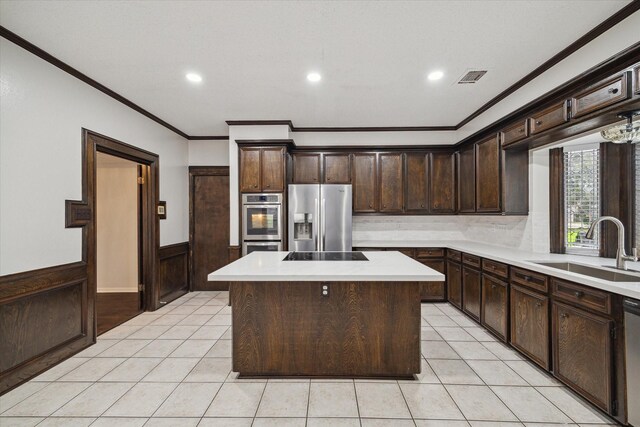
321, 283, 329, 297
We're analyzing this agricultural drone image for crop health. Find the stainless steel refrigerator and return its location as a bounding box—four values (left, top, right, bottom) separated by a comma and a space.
288, 184, 352, 251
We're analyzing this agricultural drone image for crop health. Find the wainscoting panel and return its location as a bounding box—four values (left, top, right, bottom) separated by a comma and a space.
158, 242, 189, 306
0, 262, 92, 394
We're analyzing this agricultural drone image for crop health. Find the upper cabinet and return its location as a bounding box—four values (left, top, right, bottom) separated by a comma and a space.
457, 145, 475, 213
571, 73, 630, 119
404, 153, 429, 213
292, 153, 321, 183
475, 136, 501, 213
429, 152, 456, 213
378, 153, 403, 213
528, 101, 569, 135
352, 153, 378, 213
324, 154, 351, 184
500, 120, 528, 147
292, 153, 351, 184
239, 145, 287, 193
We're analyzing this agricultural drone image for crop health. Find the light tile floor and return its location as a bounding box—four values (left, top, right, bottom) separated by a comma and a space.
0, 291, 618, 427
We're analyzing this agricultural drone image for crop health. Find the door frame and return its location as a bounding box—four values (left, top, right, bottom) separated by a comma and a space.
189, 166, 230, 291
83, 129, 160, 334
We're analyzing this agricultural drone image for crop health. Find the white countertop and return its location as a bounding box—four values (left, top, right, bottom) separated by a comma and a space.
354, 239, 640, 299
208, 251, 445, 282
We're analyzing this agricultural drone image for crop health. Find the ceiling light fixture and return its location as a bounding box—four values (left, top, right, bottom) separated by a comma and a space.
185, 73, 203, 83
600, 110, 640, 144
427, 70, 444, 81
307, 72, 322, 83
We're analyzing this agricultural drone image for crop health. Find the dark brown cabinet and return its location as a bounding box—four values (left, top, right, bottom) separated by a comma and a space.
510, 285, 549, 369
292, 153, 320, 183
405, 153, 429, 213
429, 152, 456, 213
418, 259, 445, 301
500, 120, 528, 147
552, 301, 612, 412
324, 154, 351, 184
528, 101, 569, 135
379, 153, 404, 213
457, 145, 475, 213
352, 153, 378, 212
571, 72, 630, 119
481, 274, 508, 341
447, 260, 462, 309
239, 146, 286, 193
462, 265, 481, 321
475, 136, 501, 212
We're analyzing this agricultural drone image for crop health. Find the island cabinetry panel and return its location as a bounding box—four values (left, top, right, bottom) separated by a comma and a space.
510, 284, 549, 369
378, 153, 404, 213
404, 153, 429, 213
457, 145, 476, 213
416, 249, 446, 302
475, 136, 501, 212
324, 153, 351, 183
552, 301, 612, 413
239, 146, 286, 193
446, 260, 462, 309
481, 273, 508, 341
230, 281, 421, 378
292, 153, 321, 183
462, 264, 481, 322
429, 152, 456, 213
352, 153, 378, 212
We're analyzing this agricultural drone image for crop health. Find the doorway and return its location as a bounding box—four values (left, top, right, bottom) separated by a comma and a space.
95, 152, 144, 334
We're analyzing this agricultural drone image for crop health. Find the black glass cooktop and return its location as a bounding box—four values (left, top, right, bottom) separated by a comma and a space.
283, 251, 369, 261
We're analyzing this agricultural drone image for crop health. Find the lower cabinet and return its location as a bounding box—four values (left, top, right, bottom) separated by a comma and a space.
481, 274, 508, 341
552, 301, 613, 413
510, 285, 550, 370
446, 260, 462, 309
419, 259, 446, 301
462, 266, 481, 321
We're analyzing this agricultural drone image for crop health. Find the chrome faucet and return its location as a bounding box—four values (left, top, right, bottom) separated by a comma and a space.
586, 216, 638, 270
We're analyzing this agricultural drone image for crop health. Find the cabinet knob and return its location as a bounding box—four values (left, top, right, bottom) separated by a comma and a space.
421, 203, 424, 208
369, 203, 373, 208
560, 312, 568, 319
523, 275, 531, 282
519, 128, 524, 133
574, 291, 584, 298
608, 87, 619, 94
266, 184, 270, 187
491, 284, 497, 289
383, 204, 387, 208
536, 120, 542, 125
536, 302, 542, 308
326, 177, 330, 181
253, 184, 258, 188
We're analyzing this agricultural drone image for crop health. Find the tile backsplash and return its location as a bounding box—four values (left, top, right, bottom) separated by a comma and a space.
353, 214, 549, 253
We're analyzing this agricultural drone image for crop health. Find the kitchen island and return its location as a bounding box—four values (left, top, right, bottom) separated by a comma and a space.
208, 251, 444, 378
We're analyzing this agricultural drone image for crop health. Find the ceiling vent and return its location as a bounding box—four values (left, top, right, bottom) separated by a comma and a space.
457, 70, 487, 84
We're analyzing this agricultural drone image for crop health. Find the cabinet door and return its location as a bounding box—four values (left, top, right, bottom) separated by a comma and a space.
447, 261, 462, 309
405, 153, 428, 212
419, 259, 445, 301
481, 274, 508, 341
457, 145, 476, 213
510, 285, 549, 369
261, 147, 285, 192
379, 153, 403, 213
292, 153, 320, 184
462, 266, 481, 321
324, 154, 351, 184
430, 152, 456, 213
476, 136, 501, 212
552, 301, 612, 412
239, 147, 261, 192
352, 154, 378, 212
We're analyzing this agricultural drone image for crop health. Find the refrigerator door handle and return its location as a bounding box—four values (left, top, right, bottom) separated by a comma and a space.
314, 198, 319, 251
321, 198, 326, 252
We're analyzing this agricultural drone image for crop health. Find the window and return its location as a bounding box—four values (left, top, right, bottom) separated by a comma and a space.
564, 146, 600, 255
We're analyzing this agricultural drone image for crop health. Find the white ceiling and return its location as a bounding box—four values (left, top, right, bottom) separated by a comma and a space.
0, 0, 632, 136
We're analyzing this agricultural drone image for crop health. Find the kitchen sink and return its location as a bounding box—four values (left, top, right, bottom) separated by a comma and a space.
534, 262, 640, 282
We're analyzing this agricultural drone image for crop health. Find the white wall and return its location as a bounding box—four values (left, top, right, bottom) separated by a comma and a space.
188, 140, 229, 166
96, 154, 138, 292
0, 39, 189, 275
228, 125, 290, 246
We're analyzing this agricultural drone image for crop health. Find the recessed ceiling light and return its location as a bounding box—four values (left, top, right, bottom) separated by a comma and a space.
307, 72, 322, 83
427, 70, 444, 81
186, 73, 203, 83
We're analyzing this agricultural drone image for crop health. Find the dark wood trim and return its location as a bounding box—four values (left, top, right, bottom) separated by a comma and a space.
188, 165, 230, 176
549, 148, 565, 254
235, 139, 296, 149
65, 200, 91, 228
292, 145, 454, 153
229, 246, 241, 263
159, 241, 190, 260
187, 135, 229, 140
293, 126, 456, 132
455, 1, 640, 129
0, 25, 189, 140
0, 262, 90, 394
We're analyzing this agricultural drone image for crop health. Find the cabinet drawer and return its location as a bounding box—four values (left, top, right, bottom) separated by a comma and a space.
510, 267, 548, 293
571, 72, 630, 119
416, 248, 445, 258
529, 101, 569, 135
447, 249, 461, 262
551, 278, 611, 315
482, 259, 508, 279
500, 121, 528, 147
462, 253, 481, 269
634, 66, 640, 95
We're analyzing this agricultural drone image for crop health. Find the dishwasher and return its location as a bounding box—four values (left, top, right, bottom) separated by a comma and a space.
624, 297, 640, 426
